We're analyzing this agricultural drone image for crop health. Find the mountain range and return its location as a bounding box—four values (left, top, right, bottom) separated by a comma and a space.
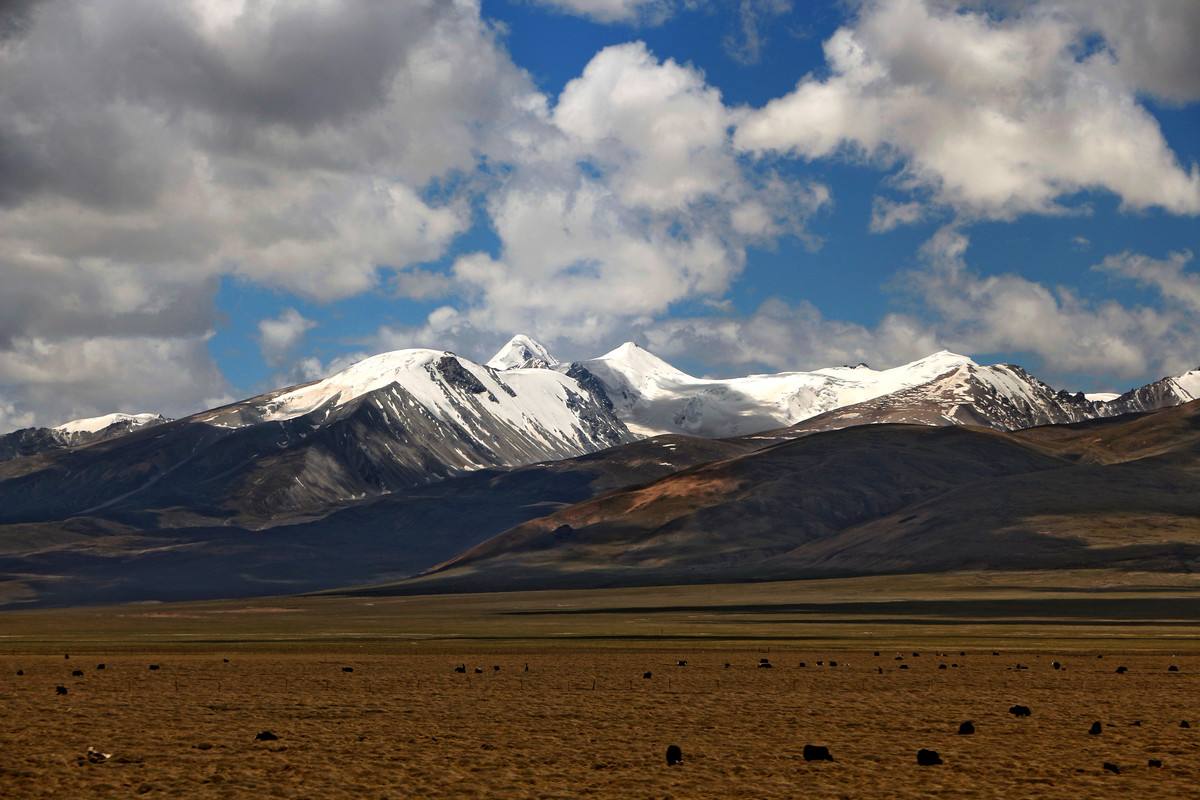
0, 334, 1197, 607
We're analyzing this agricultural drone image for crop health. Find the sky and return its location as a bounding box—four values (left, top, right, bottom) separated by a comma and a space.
0, 0, 1197, 431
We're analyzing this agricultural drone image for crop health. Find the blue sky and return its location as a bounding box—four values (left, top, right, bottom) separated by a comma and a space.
0, 0, 1198, 428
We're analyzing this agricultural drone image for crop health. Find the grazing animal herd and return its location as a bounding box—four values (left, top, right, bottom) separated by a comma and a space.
12, 650, 1190, 777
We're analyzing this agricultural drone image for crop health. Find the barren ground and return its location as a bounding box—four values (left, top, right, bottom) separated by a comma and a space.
1, 570, 1198, 798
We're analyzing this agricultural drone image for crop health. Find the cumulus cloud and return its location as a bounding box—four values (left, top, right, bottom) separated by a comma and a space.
724, 0, 794, 65
449, 42, 829, 343
734, 0, 1200, 221
1095, 249, 1200, 314
641, 230, 1200, 385
641, 298, 939, 373
0, 0, 538, 429
529, 0, 673, 24
0, 335, 229, 429
257, 308, 317, 367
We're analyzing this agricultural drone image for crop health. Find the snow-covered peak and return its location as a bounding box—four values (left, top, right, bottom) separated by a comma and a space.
224, 347, 629, 461
1173, 368, 1200, 400
592, 342, 696, 388
487, 334, 556, 370
575, 344, 985, 438
53, 412, 163, 435
254, 348, 451, 420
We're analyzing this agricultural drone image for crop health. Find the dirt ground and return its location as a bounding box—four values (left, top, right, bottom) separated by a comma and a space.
0, 649, 1197, 799
2, 572, 1199, 798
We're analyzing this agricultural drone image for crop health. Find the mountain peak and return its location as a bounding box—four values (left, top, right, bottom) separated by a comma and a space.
487, 334, 556, 370
53, 412, 165, 435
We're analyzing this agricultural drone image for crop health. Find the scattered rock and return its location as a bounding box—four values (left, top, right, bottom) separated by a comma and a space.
828, 660, 838, 668
454, 665, 466, 674
643, 671, 652, 679
64, 654, 69, 660
193, 743, 214, 751
474, 667, 483, 674
96, 664, 106, 671
1181, 720, 1191, 729
56, 685, 68, 695
254, 731, 279, 742
493, 666, 501, 672
724, 662, 731, 669
342, 667, 354, 673
676, 660, 687, 667
148, 664, 160, 671
1115, 666, 1127, 674
86, 746, 111, 764
15, 670, 23, 676
798, 662, 807, 668
1052, 661, 1061, 670
1009, 705, 1032, 718
758, 659, 773, 669
1168, 665, 1180, 672
958, 721, 975, 735
938, 664, 947, 670
803, 744, 833, 762
899, 664, 909, 670
917, 749, 943, 766
1103, 762, 1120, 774
222, 658, 230, 663
876, 667, 884, 674
874, 651, 880, 656
1089, 721, 1102, 735
1148, 759, 1163, 768
666, 744, 683, 766
1131, 720, 1142, 727
72, 670, 83, 677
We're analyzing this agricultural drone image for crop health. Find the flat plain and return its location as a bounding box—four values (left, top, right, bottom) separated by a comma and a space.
2, 570, 1199, 798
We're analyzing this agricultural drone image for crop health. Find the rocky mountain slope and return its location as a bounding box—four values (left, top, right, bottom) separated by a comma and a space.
0, 349, 630, 526
0, 412, 166, 462
390, 401, 1200, 594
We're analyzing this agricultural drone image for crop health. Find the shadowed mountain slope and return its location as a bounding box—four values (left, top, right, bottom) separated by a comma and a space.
387, 402, 1200, 594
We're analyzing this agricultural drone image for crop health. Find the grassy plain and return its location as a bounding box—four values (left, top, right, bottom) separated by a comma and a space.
1, 570, 1199, 798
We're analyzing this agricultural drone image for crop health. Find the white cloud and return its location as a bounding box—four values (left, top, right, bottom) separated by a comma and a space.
449, 42, 829, 343
641, 298, 939, 373
870, 196, 926, 232
257, 308, 317, 367
0, 335, 228, 428
0, 0, 538, 430
641, 231, 1200, 385
529, 0, 672, 24
734, 0, 1200, 220
1095, 249, 1200, 313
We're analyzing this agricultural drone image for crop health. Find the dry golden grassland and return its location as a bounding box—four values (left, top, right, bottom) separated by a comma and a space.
1, 570, 1199, 798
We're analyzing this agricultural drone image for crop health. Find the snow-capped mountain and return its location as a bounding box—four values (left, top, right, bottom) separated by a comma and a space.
1096, 368, 1199, 417
771, 360, 1102, 438
0, 349, 630, 523
553, 341, 1200, 438
0, 411, 167, 461
570, 344, 998, 437
54, 412, 165, 437
487, 334, 556, 370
